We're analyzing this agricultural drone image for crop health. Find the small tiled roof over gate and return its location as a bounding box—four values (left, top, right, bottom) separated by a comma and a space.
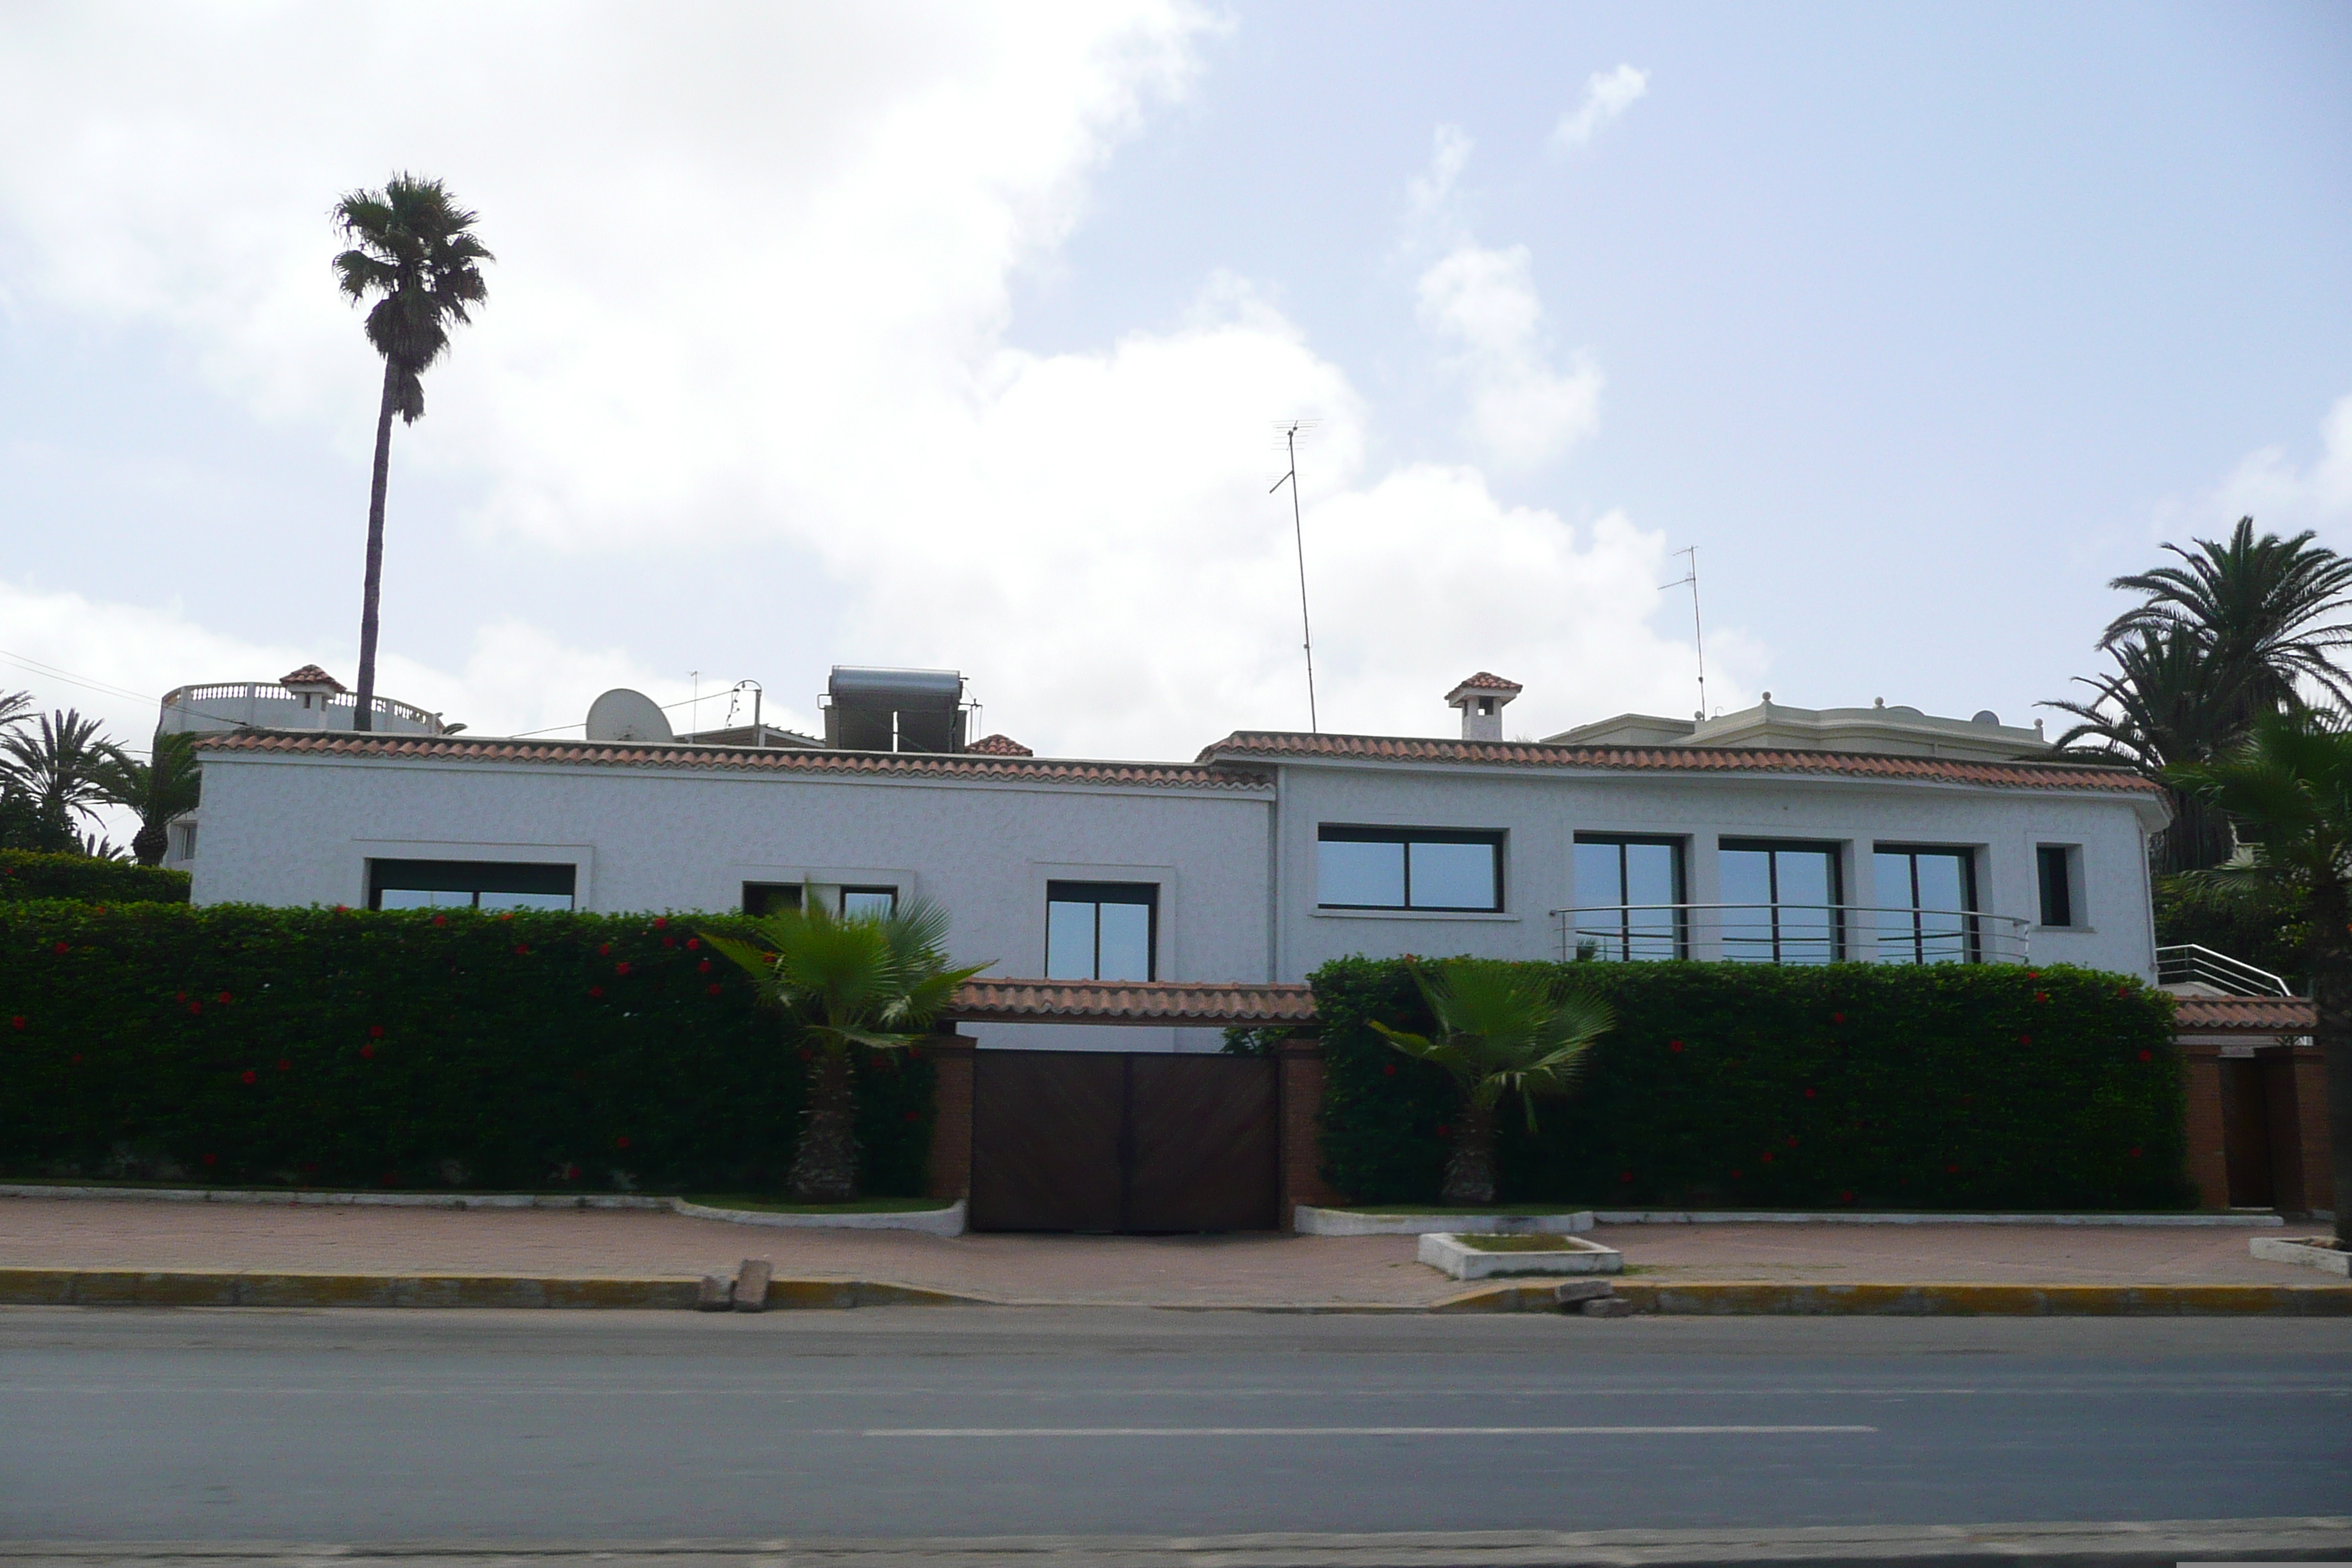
2171, 995, 2315, 1035
945, 979, 1317, 1027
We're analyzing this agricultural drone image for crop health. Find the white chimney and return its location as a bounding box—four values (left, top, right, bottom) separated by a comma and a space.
1444, 672, 1523, 742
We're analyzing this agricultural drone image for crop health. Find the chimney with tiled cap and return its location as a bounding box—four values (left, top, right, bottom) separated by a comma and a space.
1444, 671, 1522, 741
279, 665, 347, 728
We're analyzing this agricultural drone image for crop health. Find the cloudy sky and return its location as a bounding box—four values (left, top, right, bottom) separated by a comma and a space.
2, 1, 2348, 775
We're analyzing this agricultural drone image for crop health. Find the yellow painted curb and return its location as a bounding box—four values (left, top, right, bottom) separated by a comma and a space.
1607, 1281, 2352, 1316
0, 1268, 701, 1310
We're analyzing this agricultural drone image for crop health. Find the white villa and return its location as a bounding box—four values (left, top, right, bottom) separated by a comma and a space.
167, 663, 2168, 1051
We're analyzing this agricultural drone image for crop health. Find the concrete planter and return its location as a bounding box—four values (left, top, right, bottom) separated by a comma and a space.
2250, 1235, 2351, 1277
1296, 1205, 1594, 1237
1417, 1231, 1623, 1281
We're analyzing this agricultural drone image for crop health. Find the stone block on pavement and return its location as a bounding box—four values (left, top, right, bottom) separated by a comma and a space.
731, 1257, 772, 1313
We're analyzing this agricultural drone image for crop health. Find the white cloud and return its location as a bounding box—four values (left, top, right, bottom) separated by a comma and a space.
1550, 64, 1649, 154
2199, 393, 2352, 534
0, 8, 1730, 760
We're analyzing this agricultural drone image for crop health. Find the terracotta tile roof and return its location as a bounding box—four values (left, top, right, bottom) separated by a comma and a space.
278, 665, 345, 692
966, 734, 1034, 756
192, 728, 1270, 792
2172, 995, 2315, 1034
946, 978, 1318, 1025
1196, 731, 2166, 795
1448, 671, 1523, 694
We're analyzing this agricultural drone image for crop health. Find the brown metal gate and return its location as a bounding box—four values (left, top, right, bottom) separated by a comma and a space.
968, 1050, 1279, 1232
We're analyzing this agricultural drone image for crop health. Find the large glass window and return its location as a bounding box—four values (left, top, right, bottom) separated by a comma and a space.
1317, 827, 1504, 912
369, 859, 576, 911
1874, 846, 1978, 964
742, 883, 802, 917
1718, 840, 1843, 963
1046, 881, 1157, 981
839, 886, 899, 919
1573, 835, 1686, 960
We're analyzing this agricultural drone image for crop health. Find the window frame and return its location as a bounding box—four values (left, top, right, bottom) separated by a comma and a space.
742, 882, 804, 917
2036, 844, 2081, 930
1315, 825, 1506, 913
1716, 837, 1846, 964
1044, 879, 1160, 981
366, 858, 577, 912
1873, 843, 1981, 965
837, 885, 900, 918
1572, 833, 1688, 960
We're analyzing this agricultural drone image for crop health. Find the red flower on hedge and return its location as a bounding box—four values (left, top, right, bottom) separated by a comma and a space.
1945, 1163, 1960, 1174
614, 961, 630, 976
202, 1153, 216, 1166
1786, 1135, 1798, 1147
706, 984, 721, 996
1619, 1171, 1634, 1183
276, 1059, 291, 1072
2018, 1034, 2032, 1046
69, 1052, 81, 1065
2025, 970, 2039, 980
9, 1016, 21, 1030
2129, 1146, 2144, 1158
1762, 1153, 1775, 1164
513, 944, 530, 956
614, 1135, 630, 1150
52, 941, 68, 955
369, 1025, 385, 1039
686, 938, 701, 950
1668, 1039, 1684, 1053
653, 917, 668, 930
187, 1001, 202, 1015
216, 992, 233, 1005
2138, 1049, 2152, 1062
599, 943, 611, 956
1839, 1190, 1855, 1203
498, 912, 513, 921
361, 1044, 377, 1059
905, 1110, 921, 1123
1803, 1088, 1816, 1098
1435, 1124, 1451, 1137
240, 1069, 257, 1085
433, 915, 448, 926
1382, 1063, 1398, 1076
2034, 992, 2048, 1003
1831, 1012, 1844, 1025
590, 985, 604, 998
698, 959, 713, 973
661, 936, 675, 949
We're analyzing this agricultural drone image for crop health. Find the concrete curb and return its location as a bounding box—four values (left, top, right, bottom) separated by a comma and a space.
5, 1517, 2348, 1565
2251, 1235, 2352, 1275
1588, 1208, 2289, 1226
1296, 1206, 1595, 1236
0, 1185, 968, 1233
0, 1269, 990, 1311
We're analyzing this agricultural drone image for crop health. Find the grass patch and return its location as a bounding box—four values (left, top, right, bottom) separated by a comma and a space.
683, 1194, 955, 1215
1451, 1234, 1578, 1252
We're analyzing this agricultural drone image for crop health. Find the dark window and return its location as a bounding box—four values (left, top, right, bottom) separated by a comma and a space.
742, 883, 804, 917
2037, 845, 2076, 928
1046, 881, 1157, 981
1316, 826, 1504, 912
840, 886, 899, 918
1718, 839, 1843, 963
369, 859, 575, 912
1874, 845, 1979, 964
1572, 834, 1686, 960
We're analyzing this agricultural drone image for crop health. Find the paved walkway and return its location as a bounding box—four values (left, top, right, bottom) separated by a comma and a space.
0, 1197, 2314, 1305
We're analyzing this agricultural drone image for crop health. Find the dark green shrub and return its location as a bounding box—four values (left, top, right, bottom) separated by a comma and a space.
1311, 957, 2190, 1211
0, 902, 933, 1194
0, 851, 189, 905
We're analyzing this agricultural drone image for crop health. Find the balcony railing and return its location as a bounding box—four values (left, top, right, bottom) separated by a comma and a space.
2155, 943, 2291, 997
159, 683, 445, 734
1553, 902, 2034, 966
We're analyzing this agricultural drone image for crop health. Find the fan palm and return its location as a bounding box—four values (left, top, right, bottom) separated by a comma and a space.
96, 731, 202, 867
0, 709, 121, 848
2048, 626, 2244, 872
2169, 711, 2352, 1244
332, 174, 493, 731
1370, 961, 1613, 1206
706, 896, 988, 1202
2103, 517, 2352, 717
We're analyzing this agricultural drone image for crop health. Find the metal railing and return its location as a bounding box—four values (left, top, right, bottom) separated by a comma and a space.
1553, 902, 2034, 966
2155, 943, 2291, 997
159, 683, 445, 734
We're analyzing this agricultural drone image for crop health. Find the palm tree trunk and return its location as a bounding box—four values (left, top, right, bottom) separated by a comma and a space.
352, 358, 398, 734
2308, 885, 2352, 1248
130, 818, 167, 866
788, 1044, 860, 1203
1439, 1100, 1498, 1207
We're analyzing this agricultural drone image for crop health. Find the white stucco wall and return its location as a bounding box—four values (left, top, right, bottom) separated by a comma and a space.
1266, 760, 2163, 981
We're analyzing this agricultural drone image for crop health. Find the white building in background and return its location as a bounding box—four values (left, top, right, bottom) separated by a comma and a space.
177, 663, 2168, 1049
160, 666, 453, 739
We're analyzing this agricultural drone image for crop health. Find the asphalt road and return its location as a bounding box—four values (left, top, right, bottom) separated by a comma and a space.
1, 1307, 2346, 1544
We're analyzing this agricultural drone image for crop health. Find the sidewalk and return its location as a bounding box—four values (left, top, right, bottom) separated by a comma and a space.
0, 1196, 2320, 1307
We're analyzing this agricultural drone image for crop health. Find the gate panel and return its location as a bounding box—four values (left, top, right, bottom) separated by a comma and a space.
968, 1052, 1124, 1232
1126, 1055, 1278, 1233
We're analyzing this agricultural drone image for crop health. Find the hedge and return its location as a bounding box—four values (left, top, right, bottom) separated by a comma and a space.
0, 851, 189, 905
1311, 957, 2191, 1211
0, 902, 933, 1195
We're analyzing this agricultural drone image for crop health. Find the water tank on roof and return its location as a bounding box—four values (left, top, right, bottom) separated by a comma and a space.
823, 666, 967, 753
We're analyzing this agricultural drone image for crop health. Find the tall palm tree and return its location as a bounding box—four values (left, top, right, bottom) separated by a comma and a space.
1370, 962, 1613, 1206
331, 174, 493, 731
2170, 711, 2352, 1245
96, 731, 202, 867
2102, 517, 2352, 720
2048, 626, 2244, 872
0, 709, 121, 853
706, 896, 987, 1202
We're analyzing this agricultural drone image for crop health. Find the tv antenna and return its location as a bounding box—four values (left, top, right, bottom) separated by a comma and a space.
1661, 546, 1708, 719
1270, 420, 1320, 731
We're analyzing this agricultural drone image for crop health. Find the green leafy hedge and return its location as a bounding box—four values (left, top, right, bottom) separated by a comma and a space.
1312, 957, 2190, 1210
0, 902, 933, 1195
0, 851, 189, 905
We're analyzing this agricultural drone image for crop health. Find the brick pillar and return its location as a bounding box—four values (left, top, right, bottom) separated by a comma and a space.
1275, 1036, 1344, 1230
2288, 1044, 2334, 1217
924, 1031, 976, 1202
2180, 1041, 2229, 1210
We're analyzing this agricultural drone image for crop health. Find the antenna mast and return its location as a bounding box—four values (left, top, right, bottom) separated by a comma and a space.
1662, 546, 1708, 718
1270, 421, 1320, 731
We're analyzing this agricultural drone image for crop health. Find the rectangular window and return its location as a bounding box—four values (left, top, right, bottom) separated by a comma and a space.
2037, 845, 2077, 928
1316, 826, 1504, 912
368, 859, 576, 912
839, 886, 899, 918
1718, 839, 1843, 964
742, 883, 804, 917
1874, 846, 1979, 964
1572, 834, 1686, 960
1045, 881, 1157, 981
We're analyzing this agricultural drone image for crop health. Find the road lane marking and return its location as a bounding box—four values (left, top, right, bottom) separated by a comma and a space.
862, 1424, 1880, 1437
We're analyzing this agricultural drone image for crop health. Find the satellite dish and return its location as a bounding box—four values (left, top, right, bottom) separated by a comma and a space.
1972, 709, 2002, 726
586, 689, 674, 743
